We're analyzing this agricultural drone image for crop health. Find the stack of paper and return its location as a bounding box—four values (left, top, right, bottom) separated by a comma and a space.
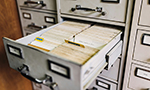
29, 21, 91, 51
70, 25, 122, 49
29, 22, 122, 64
50, 25, 122, 64
50, 43, 99, 64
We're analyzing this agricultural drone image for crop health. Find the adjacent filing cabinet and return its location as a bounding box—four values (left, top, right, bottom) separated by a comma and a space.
123, 0, 150, 90
16, 0, 57, 36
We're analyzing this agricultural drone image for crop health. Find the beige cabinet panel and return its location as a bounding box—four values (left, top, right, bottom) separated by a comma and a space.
129, 63, 150, 90
139, 0, 150, 26
17, 0, 56, 11
60, 0, 127, 22
133, 30, 150, 64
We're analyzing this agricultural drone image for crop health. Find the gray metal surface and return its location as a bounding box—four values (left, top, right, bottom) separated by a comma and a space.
17, 0, 56, 11
60, 0, 128, 22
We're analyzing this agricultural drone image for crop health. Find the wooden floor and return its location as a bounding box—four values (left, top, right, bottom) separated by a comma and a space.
0, 0, 32, 90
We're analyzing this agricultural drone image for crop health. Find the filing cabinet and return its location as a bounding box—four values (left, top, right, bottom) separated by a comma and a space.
3, 0, 135, 90
123, 0, 150, 90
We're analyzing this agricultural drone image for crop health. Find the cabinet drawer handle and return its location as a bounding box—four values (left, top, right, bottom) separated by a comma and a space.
18, 64, 52, 84
27, 23, 47, 29
71, 5, 106, 16
24, 1, 46, 7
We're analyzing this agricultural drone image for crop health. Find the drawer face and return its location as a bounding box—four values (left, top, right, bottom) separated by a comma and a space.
21, 9, 57, 33
60, 0, 127, 22
17, 0, 56, 11
133, 30, 150, 64
99, 58, 120, 82
87, 77, 117, 90
139, 0, 150, 26
128, 63, 150, 90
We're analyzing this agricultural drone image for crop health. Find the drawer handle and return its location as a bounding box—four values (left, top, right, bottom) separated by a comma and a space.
18, 64, 52, 84
27, 23, 47, 29
71, 5, 106, 16
24, 1, 46, 7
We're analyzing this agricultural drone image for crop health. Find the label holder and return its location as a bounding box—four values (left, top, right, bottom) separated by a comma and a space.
7, 44, 23, 59
48, 60, 70, 79
23, 12, 31, 19
101, 0, 120, 3
44, 16, 55, 24
96, 79, 110, 90
135, 67, 150, 81
141, 33, 150, 46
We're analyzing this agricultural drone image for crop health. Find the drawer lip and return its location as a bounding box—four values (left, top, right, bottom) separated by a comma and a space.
20, 8, 57, 15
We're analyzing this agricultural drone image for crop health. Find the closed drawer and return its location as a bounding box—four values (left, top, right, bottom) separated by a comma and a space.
133, 30, 150, 64
128, 63, 150, 90
20, 9, 57, 33
99, 58, 120, 82
87, 77, 117, 90
17, 0, 56, 11
139, 0, 150, 27
60, 0, 128, 22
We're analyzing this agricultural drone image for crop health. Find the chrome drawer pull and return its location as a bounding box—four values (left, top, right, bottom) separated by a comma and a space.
24, 1, 46, 7
18, 65, 52, 84
27, 23, 47, 29
71, 5, 106, 16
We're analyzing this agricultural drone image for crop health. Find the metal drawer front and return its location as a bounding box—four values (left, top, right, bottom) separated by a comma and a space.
129, 63, 150, 90
21, 9, 57, 34
17, 0, 56, 11
133, 30, 150, 64
60, 0, 127, 22
139, 0, 150, 27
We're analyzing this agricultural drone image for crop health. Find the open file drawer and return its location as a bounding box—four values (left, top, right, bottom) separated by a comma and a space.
3, 21, 122, 90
